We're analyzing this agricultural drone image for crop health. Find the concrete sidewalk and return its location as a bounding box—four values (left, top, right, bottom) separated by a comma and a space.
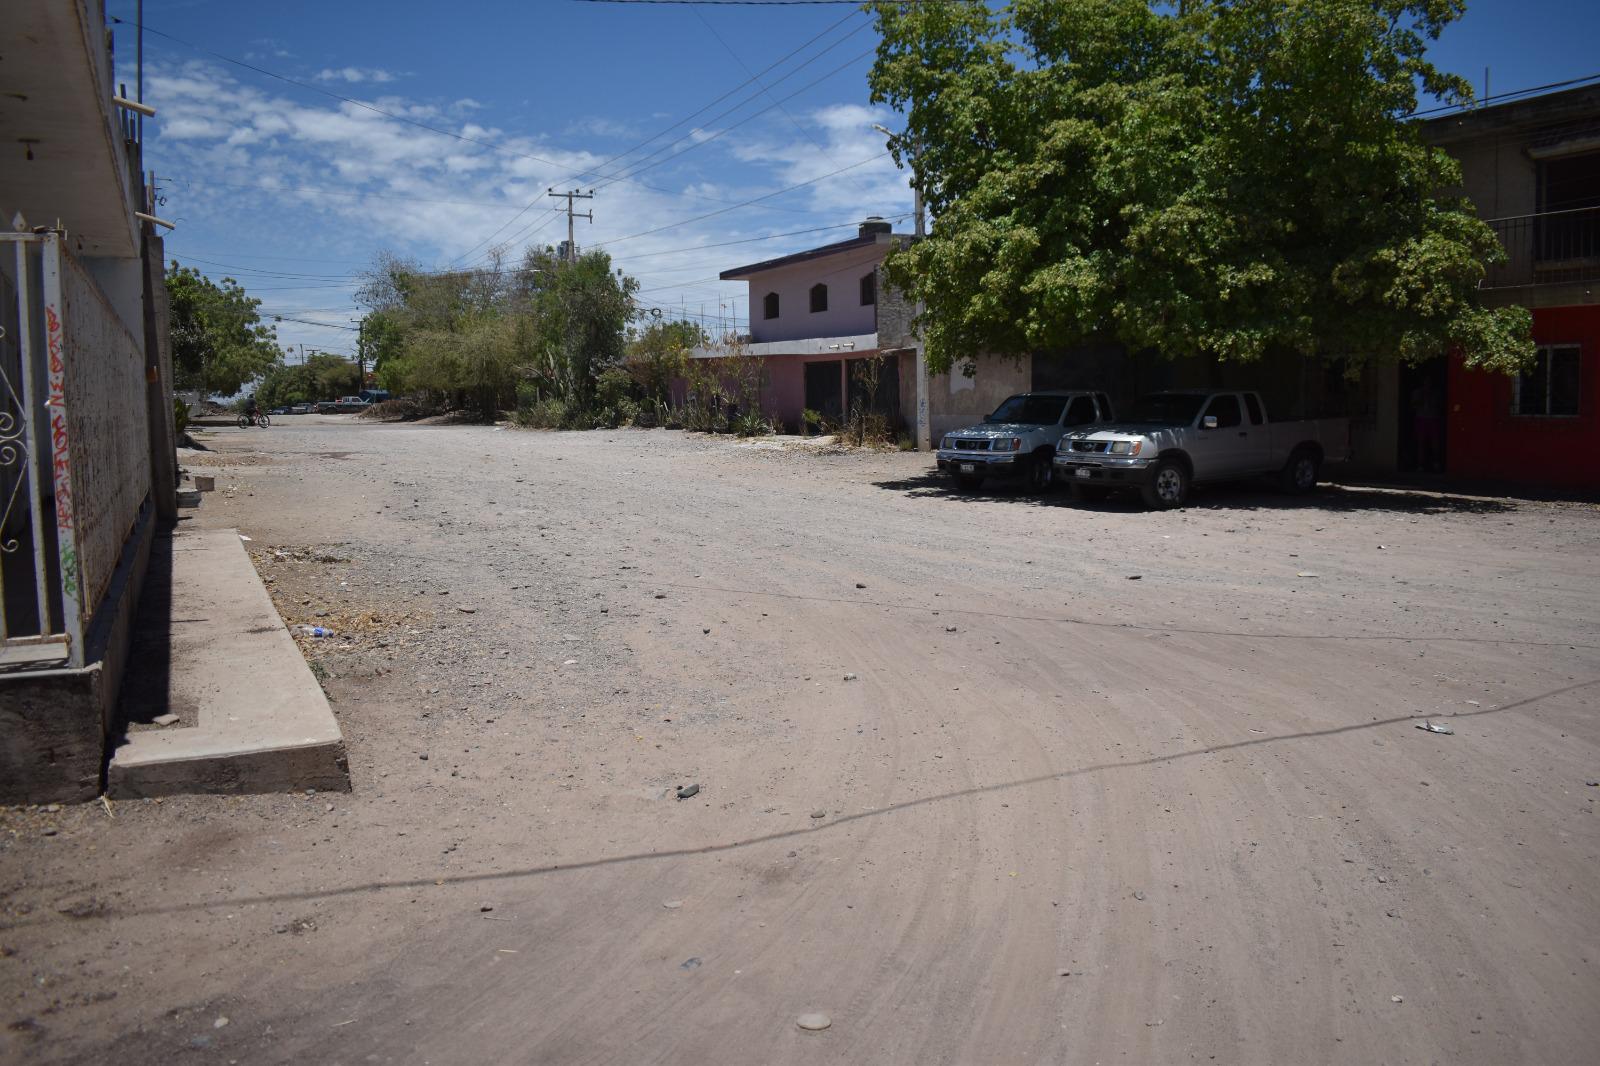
107, 527, 349, 797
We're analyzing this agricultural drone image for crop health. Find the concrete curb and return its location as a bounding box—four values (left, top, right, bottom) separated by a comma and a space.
107, 528, 349, 798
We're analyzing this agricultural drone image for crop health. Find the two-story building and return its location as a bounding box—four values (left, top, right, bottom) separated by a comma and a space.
707, 217, 1031, 442
1, 1, 180, 801
1421, 85, 1600, 490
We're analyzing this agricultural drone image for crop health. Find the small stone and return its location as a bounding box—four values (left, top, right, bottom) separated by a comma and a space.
1377, 875, 1388, 883
1586, 780, 1599, 787
1133, 891, 1145, 901
41, 828, 58, 837
843, 673, 858, 681
680, 957, 701, 970
43, 804, 60, 813
811, 810, 826, 819
796, 1012, 832, 1031
457, 606, 476, 614
703, 627, 710, 634
662, 900, 684, 910
676, 783, 700, 800
324, 803, 334, 813
480, 906, 493, 913
152, 713, 180, 726
1057, 969, 1072, 977
1391, 995, 1404, 1004
654, 593, 666, 599
418, 753, 429, 761
945, 626, 957, 633
1296, 571, 1320, 578
214, 1016, 229, 1029
1126, 574, 1142, 581
854, 583, 866, 589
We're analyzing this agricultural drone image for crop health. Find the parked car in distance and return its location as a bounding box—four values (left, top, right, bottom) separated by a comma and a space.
1053, 389, 1350, 508
323, 395, 370, 413
290, 403, 313, 415
269, 406, 291, 415
935, 390, 1115, 492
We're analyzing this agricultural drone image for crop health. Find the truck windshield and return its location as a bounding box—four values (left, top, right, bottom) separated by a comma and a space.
986, 395, 1068, 424
1127, 394, 1207, 426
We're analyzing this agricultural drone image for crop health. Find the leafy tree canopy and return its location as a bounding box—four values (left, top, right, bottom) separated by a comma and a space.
256, 354, 362, 409
867, 0, 1533, 375
165, 263, 284, 395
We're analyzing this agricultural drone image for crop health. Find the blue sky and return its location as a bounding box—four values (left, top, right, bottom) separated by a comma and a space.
109, 0, 1600, 363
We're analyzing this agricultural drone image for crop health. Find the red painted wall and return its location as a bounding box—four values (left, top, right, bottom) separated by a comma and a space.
1447, 305, 1600, 490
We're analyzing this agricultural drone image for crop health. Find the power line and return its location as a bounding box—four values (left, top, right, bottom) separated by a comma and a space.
111, 14, 843, 214
1412, 71, 1600, 117
448, 8, 862, 264
594, 45, 876, 189
595, 151, 889, 248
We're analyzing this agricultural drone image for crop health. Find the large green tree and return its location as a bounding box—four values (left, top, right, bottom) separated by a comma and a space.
165, 263, 284, 394
867, 0, 1532, 375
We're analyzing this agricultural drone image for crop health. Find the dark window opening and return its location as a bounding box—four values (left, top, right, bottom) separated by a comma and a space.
1243, 393, 1264, 425
1203, 394, 1242, 428
763, 292, 779, 320
810, 283, 828, 313
1064, 395, 1097, 426
859, 272, 876, 306
1515, 345, 1581, 417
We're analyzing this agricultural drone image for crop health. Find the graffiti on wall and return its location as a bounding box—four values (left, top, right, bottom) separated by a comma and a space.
44, 302, 77, 599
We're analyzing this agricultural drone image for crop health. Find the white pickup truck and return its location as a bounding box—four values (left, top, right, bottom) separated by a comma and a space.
1052, 390, 1350, 508
935, 390, 1115, 492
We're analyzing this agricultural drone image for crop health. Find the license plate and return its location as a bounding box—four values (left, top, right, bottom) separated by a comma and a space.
959, 463, 976, 474
1074, 467, 1091, 479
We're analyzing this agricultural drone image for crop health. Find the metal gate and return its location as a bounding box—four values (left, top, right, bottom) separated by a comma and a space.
1, 232, 148, 669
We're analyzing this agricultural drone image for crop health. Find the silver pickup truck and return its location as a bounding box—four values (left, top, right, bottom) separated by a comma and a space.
936, 390, 1115, 492
1052, 389, 1349, 508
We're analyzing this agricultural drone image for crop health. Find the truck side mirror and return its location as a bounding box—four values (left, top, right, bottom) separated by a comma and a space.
1202, 415, 1218, 429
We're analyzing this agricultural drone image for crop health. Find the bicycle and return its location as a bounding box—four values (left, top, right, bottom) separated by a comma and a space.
236, 411, 271, 428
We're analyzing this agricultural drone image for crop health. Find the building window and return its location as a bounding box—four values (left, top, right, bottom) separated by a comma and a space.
810, 283, 828, 313
859, 272, 876, 306
1514, 345, 1581, 417
763, 292, 779, 320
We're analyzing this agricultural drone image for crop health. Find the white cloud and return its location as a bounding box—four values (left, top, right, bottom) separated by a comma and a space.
142, 59, 905, 351
314, 67, 398, 84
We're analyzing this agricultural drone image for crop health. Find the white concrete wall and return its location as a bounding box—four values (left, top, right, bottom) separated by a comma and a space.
928, 354, 1032, 441
744, 245, 886, 344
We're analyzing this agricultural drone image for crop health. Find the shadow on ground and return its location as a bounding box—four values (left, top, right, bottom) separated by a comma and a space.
871, 470, 1518, 514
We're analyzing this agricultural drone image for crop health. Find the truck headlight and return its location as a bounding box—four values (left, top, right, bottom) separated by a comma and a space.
940, 436, 953, 450
992, 437, 1021, 452
1110, 440, 1142, 456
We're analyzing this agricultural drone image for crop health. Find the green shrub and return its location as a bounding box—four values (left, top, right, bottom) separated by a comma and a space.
173, 397, 190, 438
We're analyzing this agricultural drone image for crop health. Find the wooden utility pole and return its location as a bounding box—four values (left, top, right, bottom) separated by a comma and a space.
547, 188, 594, 263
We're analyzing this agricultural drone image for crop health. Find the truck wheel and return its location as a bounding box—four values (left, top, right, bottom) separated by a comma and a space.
1141, 460, 1189, 509
1280, 449, 1321, 494
1026, 453, 1053, 493
955, 473, 984, 493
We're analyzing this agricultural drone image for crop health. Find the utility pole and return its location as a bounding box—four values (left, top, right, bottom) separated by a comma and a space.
547, 188, 594, 263
356, 317, 365, 386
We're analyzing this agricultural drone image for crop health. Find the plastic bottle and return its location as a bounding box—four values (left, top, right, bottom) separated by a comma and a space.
294, 625, 333, 638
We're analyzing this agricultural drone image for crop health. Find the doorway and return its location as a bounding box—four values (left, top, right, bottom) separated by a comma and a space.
1397, 357, 1448, 473
804, 360, 843, 421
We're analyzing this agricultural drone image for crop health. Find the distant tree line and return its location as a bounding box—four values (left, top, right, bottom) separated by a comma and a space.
356, 247, 778, 434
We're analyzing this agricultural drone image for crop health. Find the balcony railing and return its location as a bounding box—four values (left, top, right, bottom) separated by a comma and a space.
1483, 206, 1600, 289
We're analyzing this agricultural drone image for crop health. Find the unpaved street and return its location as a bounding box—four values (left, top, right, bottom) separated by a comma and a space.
4, 417, 1599, 1065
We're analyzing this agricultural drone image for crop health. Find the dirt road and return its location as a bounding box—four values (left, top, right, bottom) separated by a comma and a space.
4, 417, 1598, 1064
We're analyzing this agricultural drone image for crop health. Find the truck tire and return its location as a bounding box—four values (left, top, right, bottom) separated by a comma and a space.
1279, 448, 1321, 494
1026, 452, 1054, 493
1141, 460, 1189, 509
